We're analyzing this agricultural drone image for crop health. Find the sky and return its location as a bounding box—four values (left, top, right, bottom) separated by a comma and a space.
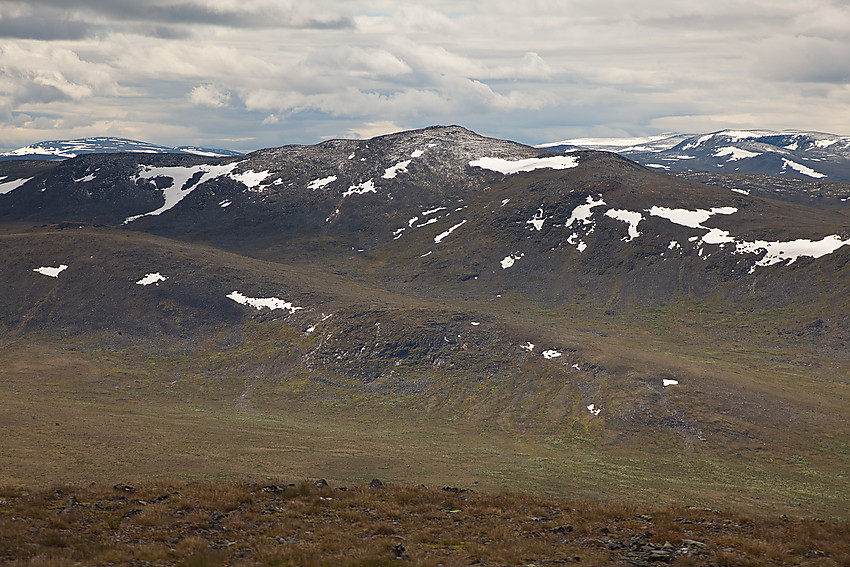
1, 0, 849, 152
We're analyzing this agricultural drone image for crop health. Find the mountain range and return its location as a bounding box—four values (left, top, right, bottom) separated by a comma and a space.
1, 125, 848, 517
0, 136, 243, 161
541, 129, 850, 207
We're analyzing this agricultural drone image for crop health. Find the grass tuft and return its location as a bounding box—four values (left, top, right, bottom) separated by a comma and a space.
1, 480, 847, 566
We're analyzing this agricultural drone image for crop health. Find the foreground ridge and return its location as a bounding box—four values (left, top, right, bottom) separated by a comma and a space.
1, 480, 848, 566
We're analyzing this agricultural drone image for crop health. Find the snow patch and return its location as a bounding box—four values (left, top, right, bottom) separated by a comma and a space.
0, 177, 32, 194
662, 379, 679, 387
415, 217, 439, 228
230, 169, 272, 189
136, 272, 167, 286
33, 265, 68, 278
649, 205, 849, 270
219, 199, 232, 208
567, 233, 588, 253
469, 155, 579, 174
815, 139, 838, 148
713, 147, 761, 161
587, 404, 601, 416
226, 291, 302, 313
566, 195, 606, 228
125, 162, 238, 223
520, 342, 535, 352
74, 173, 97, 183
736, 235, 850, 272
382, 160, 411, 179
434, 220, 467, 243
308, 175, 337, 190
701, 228, 736, 245
604, 209, 643, 241
422, 207, 446, 216
527, 207, 546, 231
500, 252, 524, 269
542, 350, 562, 359
342, 179, 376, 197
647, 206, 737, 229
781, 158, 826, 179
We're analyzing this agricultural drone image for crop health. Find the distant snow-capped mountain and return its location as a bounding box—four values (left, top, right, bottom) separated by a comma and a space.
0, 137, 243, 161
540, 130, 850, 182
536, 133, 693, 154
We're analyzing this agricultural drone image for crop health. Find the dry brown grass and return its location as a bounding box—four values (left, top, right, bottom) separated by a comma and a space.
0, 480, 848, 566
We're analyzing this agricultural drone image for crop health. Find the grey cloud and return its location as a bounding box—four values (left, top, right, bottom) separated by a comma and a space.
640, 12, 788, 31
756, 36, 850, 83
16, 82, 71, 104
138, 24, 193, 40
11, 0, 354, 30
0, 12, 93, 40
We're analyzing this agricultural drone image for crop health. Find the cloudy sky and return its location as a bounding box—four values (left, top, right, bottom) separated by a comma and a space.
1, 0, 849, 151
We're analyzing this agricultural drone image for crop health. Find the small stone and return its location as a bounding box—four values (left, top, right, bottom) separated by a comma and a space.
681, 539, 708, 549
648, 549, 672, 561
550, 525, 574, 534
393, 543, 409, 560
369, 478, 385, 489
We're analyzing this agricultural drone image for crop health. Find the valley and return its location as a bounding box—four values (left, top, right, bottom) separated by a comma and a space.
1, 126, 848, 525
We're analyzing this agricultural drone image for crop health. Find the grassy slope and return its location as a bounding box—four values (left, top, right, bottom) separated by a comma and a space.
1, 226, 849, 520
1, 320, 848, 519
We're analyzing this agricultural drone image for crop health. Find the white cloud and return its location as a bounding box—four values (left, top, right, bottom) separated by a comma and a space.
188, 84, 232, 107
345, 120, 406, 139
1, 1, 850, 151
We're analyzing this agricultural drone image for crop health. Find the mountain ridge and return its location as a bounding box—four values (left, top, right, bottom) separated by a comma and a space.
0, 136, 244, 161
540, 128, 850, 185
